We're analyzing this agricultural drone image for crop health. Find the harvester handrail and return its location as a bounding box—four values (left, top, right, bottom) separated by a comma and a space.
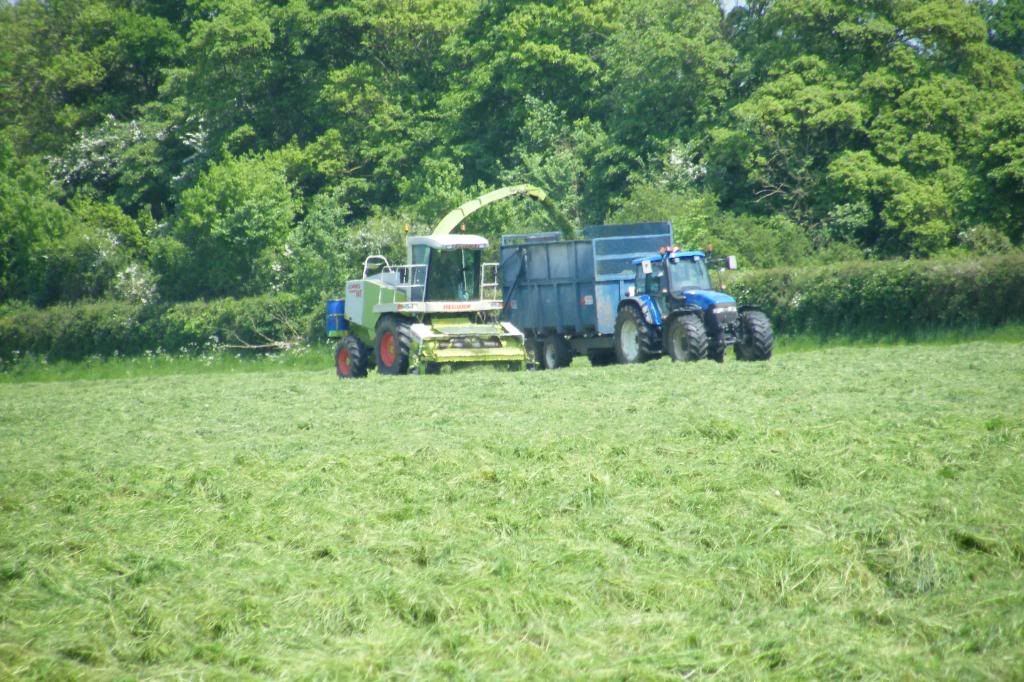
362, 255, 393, 278
372, 263, 428, 304
482, 262, 500, 300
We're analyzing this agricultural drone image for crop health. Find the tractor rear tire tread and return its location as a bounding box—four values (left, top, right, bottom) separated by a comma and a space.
614, 305, 657, 364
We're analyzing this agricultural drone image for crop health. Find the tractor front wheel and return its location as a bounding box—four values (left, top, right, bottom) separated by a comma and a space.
665, 315, 708, 362
336, 335, 369, 378
375, 316, 412, 375
614, 305, 656, 364
735, 310, 773, 361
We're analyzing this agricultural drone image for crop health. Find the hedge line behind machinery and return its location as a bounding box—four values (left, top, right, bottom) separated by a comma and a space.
731, 253, 1024, 337
0, 293, 312, 362
2, 255, 1022, 362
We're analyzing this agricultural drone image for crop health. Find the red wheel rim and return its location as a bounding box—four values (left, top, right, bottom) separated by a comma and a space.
337, 347, 351, 376
379, 331, 397, 367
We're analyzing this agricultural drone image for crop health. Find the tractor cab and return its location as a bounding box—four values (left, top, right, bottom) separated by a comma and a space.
634, 249, 715, 299
405, 234, 488, 302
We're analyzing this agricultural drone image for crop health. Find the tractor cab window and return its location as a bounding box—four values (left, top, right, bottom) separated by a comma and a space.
636, 260, 666, 296
426, 248, 481, 301
666, 256, 712, 293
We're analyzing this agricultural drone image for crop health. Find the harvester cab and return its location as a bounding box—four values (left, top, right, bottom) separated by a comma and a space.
406, 234, 486, 302
617, 248, 774, 363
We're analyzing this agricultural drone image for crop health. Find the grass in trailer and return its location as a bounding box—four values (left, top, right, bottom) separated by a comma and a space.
0, 341, 1022, 678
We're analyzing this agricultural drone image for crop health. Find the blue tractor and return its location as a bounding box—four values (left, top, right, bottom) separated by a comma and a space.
614, 247, 773, 363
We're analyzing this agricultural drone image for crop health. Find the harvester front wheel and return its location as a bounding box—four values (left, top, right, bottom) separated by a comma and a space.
614, 305, 656, 364
665, 314, 708, 362
375, 316, 412, 375
735, 310, 773, 361
336, 335, 369, 379
541, 335, 572, 370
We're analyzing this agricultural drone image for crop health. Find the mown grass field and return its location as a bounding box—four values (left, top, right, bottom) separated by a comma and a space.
1, 339, 1022, 679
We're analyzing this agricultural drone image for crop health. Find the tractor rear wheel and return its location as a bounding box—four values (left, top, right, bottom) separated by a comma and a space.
336, 335, 369, 378
541, 335, 572, 369
665, 315, 708, 362
614, 305, 656, 364
375, 316, 412, 375
735, 310, 773, 361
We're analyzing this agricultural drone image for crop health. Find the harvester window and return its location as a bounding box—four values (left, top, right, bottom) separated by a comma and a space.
409, 245, 429, 301
426, 248, 481, 301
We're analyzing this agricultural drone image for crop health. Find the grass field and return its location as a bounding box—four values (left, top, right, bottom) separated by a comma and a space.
1, 339, 1022, 679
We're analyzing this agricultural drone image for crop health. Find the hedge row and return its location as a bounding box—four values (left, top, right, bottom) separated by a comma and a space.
731, 253, 1024, 337
0, 293, 316, 362
3, 255, 1022, 362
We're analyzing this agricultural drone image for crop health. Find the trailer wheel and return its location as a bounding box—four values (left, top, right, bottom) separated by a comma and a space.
375, 316, 412, 375
614, 305, 656, 364
665, 315, 708, 362
541, 335, 572, 370
336, 335, 369, 378
735, 310, 773, 361
587, 349, 616, 367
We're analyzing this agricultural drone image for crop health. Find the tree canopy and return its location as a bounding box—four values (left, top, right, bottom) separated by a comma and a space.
2, 0, 1022, 306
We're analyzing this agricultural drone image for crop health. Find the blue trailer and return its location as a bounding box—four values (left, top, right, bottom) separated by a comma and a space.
499, 223, 773, 368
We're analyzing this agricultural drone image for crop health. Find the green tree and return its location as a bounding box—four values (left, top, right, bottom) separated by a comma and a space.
0, 137, 70, 304
706, 0, 1024, 256
601, 0, 735, 152
438, 0, 618, 181
499, 96, 623, 229
165, 152, 300, 299
980, 0, 1024, 58
0, 0, 184, 155
316, 0, 478, 211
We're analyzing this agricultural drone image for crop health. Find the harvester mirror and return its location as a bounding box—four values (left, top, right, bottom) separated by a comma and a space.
726, 256, 738, 270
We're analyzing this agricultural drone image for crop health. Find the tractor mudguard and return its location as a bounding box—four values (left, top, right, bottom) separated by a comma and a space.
666, 304, 704, 322
620, 295, 663, 327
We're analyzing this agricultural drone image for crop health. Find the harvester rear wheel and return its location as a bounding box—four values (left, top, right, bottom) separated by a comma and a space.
614, 305, 656, 364
541, 335, 572, 370
336, 335, 369, 378
735, 310, 773, 361
665, 314, 708, 362
375, 316, 412, 375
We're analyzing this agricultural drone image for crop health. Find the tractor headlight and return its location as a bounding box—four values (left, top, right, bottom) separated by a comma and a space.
712, 305, 737, 315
